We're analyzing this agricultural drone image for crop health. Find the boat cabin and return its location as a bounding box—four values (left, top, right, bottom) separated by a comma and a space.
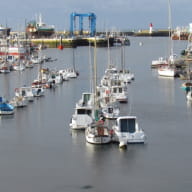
116, 116, 137, 133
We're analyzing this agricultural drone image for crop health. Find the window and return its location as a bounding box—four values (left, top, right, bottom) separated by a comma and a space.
120, 118, 136, 133
77, 109, 91, 115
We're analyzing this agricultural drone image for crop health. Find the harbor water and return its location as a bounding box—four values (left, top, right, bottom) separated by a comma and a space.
0, 37, 192, 192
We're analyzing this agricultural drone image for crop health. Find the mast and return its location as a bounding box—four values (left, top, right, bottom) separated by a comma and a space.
72, 48, 76, 71
107, 34, 111, 68
93, 36, 99, 120
93, 37, 97, 109
121, 45, 125, 73
168, 0, 173, 58
88, 40, 93, 93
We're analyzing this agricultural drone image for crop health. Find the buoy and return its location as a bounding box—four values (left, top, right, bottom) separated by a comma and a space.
58, 45, 64, 50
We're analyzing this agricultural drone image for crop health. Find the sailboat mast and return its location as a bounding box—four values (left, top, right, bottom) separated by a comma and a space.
93, 37, 97, 109
168, 0, 173, 56
121, 45, 125, 73
88, 41, 93, 93
107, 35, 111, 68
72, 48, 76, 71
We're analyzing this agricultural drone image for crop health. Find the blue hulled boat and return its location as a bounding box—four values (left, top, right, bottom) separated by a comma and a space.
0, 97, 14, 115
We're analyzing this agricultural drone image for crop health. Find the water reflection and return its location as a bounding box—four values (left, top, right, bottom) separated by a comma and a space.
0, 74, 12, 100
187, 99, 192, 109
158, 76, 175, 105
0, 114, 14, 120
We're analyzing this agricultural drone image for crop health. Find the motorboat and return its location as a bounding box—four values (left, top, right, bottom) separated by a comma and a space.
70, 93, 93, 130
70, 107, 93, 130
65, 68, 78, 78
10, 96, 28, 108
48, 70, 63, 84
58, 70, 69, 81
101, 102, 120, 119
111, 85, 128, 103
15, 86, 34, 102
10, 87, 29, 107
32, 85, 45, 97
119, 70, 135, 83
112, 116, 146, 148
0, 97, 14, 115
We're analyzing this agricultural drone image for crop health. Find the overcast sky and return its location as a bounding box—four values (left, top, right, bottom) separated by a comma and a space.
0, 0, 192, 31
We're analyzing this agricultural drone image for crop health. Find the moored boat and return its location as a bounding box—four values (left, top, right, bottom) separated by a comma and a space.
0, 97, 14, 115
112, 116, 146, 148
70, 92, 93, 130
85, 120, 111, 144
158, 65, 175, 77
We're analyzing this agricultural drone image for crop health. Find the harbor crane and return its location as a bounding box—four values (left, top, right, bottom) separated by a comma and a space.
70, 12, 96, 37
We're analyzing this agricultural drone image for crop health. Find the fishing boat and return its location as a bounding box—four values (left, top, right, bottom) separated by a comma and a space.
26, 14, 55, 38
0, 97, 14, 115
151, 57, 168, 68
112, 116, 146, 148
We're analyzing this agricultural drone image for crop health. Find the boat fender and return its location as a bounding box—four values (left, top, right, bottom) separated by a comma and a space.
110, 129, 114, 136
97, 120, 104, 125
105, 90, 110, 95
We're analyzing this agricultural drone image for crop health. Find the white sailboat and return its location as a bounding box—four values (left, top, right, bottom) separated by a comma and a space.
158, 0, 176, 77
67, 48, 79, 78
85, 39, 111, 144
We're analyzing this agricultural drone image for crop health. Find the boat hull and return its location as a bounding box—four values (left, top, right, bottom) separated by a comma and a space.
158, 67, 175, 77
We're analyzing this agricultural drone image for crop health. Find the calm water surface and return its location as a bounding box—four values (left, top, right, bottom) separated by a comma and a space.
0, 37, 192, 192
